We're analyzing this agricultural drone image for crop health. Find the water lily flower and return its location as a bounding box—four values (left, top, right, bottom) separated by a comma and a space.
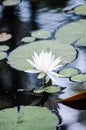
25, 50, 62, 84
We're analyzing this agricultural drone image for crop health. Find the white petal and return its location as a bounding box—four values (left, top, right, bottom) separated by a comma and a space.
37, 72, 46, 79
25, 69, 40, 73
50, 71, 63, 77
52, 57, 61, 67
47, 72, 58, 84
27, 59, 35, 67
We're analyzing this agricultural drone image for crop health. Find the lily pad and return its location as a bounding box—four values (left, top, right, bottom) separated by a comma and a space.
21, 36, 35, 43
59, 68, 79, 77
31, 30, 51, 39
75, 34, 86, 46
71, 74, 86, 83
74, 5, 86, 15
55, 20, 86, 45
44, 86, 61, 93
34, 86, 61, 94
0, 52, 7, 60
34, 88, 45, 93
7, 40, 76, 71
0, 45, 9, 51
2, 0, 20, 6
0, 106, 58, 130
60, 90, 86, 110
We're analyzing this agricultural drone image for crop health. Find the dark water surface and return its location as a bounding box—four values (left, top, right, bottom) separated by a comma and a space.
0, 0, 86, 130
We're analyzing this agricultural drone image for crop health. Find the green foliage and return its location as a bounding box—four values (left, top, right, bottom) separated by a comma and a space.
0, 52, 7, 60
7, 40, 76, 71
0, 45, 9, 60
71, 74, 86, 83
31, 30, 52, 39
55, 20, 86, 45
74, 5, 86, 15
34, 86, 61, 93
0, 106, 58, 130
44, 86, 61, 93
2, 0, 20, 6
0, 45, 9, 51
59, 68, 79, 77
21, 36, 35, 43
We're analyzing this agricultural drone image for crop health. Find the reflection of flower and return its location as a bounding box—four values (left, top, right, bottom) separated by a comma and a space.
25, 51, 62, 83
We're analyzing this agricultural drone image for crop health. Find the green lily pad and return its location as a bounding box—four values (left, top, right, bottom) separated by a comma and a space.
74, 5, 86, 15
71, 74, 86, 83
2, 0, 20, 6
59, 68, 79, 77
7, 40, 76, 71
34, 88, 45, 93
55, 20, 86, 45
75, 34, 86, 46
0, 45, 9, 51
34, 86, 61, 94
44, 86, 61, 93
0, 106, 58, 130
31, 30, 51, 39
21, 36, 35, 43
0, 52, 7, 60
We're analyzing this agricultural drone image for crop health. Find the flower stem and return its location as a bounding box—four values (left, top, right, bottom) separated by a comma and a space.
44, 75, 47, 87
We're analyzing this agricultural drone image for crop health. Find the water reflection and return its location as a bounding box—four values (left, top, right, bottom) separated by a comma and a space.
15, 0, 31, 22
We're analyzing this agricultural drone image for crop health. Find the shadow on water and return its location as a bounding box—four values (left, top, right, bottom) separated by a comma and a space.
0, 0, 86, 130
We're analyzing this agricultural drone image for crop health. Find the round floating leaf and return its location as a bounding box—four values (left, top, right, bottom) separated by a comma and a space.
2, 0, 20, 6
7, 40, 76, 71
31, 30, 51, 39
0, 32, 12, 42
0, 52, 7, 60
44, 86, 61, 93
0, 45, 9, 51
34, 88, 44, 93
21, 36, 35, 43
75, 34, 86, 46
71, 74, 86, 83
55, 20, 86, 45
59, 68, 79, 77
74, 5, 86, 15
0, 106, 58, 130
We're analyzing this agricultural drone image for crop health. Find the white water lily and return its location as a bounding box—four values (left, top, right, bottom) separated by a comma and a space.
25, 51, 62, 83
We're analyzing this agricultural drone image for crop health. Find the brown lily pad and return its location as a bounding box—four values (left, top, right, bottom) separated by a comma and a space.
59, 91, 86, 110
0, 32, 12, 42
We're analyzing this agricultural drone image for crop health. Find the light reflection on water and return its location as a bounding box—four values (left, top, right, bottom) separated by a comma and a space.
0, 0, 86, 130
15, 0, 31, 22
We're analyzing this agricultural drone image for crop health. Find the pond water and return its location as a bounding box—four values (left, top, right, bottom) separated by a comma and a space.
0, 0, 86, 130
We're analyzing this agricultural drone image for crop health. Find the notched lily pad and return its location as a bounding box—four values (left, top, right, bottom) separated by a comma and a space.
55, 20, 86, 45
0, 106, 58, 130
75, 34, 86, 46
31, 30, 51, 39
0, 45, 9, 51
70, 74, 86, 83
21, 36, 35, 43
2, 0, 20, 6
74, 5, 86, 15
7, 40, 76, 71
59, 68, 79, 77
